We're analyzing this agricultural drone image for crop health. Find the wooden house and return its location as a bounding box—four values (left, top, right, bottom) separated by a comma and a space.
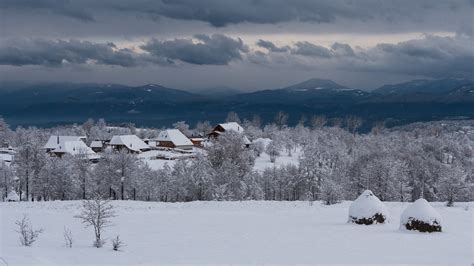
156, 129, 194, 150
109, 135, 150, 153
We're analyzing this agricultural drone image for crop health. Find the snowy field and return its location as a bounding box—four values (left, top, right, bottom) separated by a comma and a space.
0, 201, 472, 265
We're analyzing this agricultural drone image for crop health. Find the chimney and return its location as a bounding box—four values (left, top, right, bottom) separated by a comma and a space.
57, 135, 60, 144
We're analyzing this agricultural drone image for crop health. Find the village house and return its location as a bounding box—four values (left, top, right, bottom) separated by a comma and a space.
89, 140, 106, 153
0, 147, 14, 165
208, 122, 244, 138
44, 135, 99, 160
208, 122, 251, 147
44, 136, 87, 152
190, 137, 205, 147
109, 135, 150, 153
156, 129, 194, 150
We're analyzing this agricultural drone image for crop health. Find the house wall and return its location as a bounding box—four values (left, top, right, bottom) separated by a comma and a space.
158, 141, 176, 148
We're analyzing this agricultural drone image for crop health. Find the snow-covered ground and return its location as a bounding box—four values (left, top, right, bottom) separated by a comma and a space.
139, 148, 201, 170
0, 201, 472, 265
254, 148, 301, 172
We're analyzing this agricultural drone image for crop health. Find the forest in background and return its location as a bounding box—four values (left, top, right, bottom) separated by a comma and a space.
0, 113, 472, 205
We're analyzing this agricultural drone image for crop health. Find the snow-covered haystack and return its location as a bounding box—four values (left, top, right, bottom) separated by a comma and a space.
348, 190, 388, 225
400, 198, 443, 233
6, 190, 20, 202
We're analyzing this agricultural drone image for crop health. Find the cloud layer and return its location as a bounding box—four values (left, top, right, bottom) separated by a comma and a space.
2, 0, 472, 29
1, 34, 472, 81
0, 39, 137, 67
0, 0, 472, 89
141, 34, 247, 65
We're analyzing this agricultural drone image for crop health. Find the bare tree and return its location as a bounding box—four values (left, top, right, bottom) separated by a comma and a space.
251, 114, 262, 128
274, 111, 289, 129
345, 116, 363, 136
371, 121, 385, 135
15, 214, 43, 247
63, 226, 73, 248
225, 111, 241, 124
172, 121, 191, 137
310, 115, 327, 129
75, 194, 116, 248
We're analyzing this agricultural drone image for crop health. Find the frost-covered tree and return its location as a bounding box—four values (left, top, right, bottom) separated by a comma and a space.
0, 162, 14, 201
14, 134, 47, 201
438, 162, 468, 206
225, 111, 241, 124
274, 111, 289, 129
206, 131, 255, 200
194, 120, 213, 137
310, 115, 327, 129
70, 149, 92, 199
173, 121, 191, 137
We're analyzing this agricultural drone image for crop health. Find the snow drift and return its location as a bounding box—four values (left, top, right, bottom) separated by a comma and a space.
348, 190, 388, 225
400, 198, 443, 232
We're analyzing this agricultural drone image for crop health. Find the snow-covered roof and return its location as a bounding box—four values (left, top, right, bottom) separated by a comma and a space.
348, 190, 388, 220
90, 140, 103, 148
44, 136, 85, 150
51, 140, 97, 157
400, 198, 443, 227
0, 153, 13, 162
110, 135, 149, 152
157, 129, 193, 146
218, 122, 244, 133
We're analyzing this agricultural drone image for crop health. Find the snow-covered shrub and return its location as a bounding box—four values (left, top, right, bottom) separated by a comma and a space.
15, 215, 44, 247
400, 198, 442, 233
348, 190, 388, 225
112, 235, 124, 251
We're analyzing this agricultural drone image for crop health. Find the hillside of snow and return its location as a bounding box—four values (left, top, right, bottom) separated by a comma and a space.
0, 201, 472, 265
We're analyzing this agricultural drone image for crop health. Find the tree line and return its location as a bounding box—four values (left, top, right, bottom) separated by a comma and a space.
0, 115, 472, 205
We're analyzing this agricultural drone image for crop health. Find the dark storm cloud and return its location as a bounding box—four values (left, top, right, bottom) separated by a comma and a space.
255, 35, 474, 79
141, 34, 248, 65
0, 39, 137, 67
292, 42, 333, 58
367, 35, 474, 78
290, 41, 355, 58
0, 0, 95, 22
1, 34, 472, 81
331, 42, 355, 57
2, 0, 471, 28
256, 40, 289, 53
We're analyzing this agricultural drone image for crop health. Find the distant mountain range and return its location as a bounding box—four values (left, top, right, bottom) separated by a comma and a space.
0, 78, 473, 129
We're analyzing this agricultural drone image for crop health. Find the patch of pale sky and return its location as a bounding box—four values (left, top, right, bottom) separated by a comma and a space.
104, 31, 456, 52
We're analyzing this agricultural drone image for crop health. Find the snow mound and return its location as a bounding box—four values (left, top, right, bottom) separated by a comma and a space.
400, 198, 443, 232
348, 190, 388, 225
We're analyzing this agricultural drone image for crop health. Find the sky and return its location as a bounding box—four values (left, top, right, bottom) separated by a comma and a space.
0, 0, 473, 91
